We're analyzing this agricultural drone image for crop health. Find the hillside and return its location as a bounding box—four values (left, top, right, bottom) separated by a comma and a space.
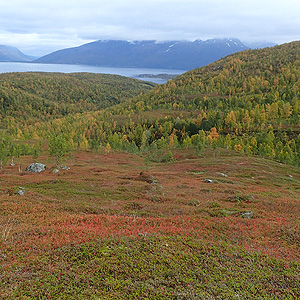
0, 72, 155, 122
34, 38, 248, 70
123, 40, 300, 128
98, 41, 300, 166
1, 41, 300, 299
1, 149, 300, 298
0, 45, 33, 62
1, 42, 300, 167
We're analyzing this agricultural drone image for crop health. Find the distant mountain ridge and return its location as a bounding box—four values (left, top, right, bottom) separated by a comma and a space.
0, 45, 33, 62
35, 39, 248, 70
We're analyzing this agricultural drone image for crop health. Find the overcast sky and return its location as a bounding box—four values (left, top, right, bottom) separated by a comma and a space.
0, 0, 299, 57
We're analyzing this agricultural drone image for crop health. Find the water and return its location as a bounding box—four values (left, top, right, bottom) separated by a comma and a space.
0, 62, 187, 84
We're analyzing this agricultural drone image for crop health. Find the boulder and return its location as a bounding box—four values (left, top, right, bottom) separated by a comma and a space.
26, 163, 46, 173
217, 172, 228, 177
240, 211, 253, 219
60, 166, 70, 170
17, 187, 25, 195
204, 179, 213, 183
136, 172, 158, 184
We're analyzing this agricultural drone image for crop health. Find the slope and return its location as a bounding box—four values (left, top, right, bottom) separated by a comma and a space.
1, 41, 300, 299
124, 40, 300, 130
1, 149, 299, 298
95, 41, 299, 165
0, 45, 33, 62
34, 39, 248, 70
0, 72, 155, 122
1, 42, 300, 167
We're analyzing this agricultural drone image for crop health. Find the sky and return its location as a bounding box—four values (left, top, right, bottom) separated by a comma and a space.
0, 0, 300, 57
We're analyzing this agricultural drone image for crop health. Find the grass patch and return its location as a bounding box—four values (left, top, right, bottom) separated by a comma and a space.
3, 236, 299, 299
1, 151, 300, 298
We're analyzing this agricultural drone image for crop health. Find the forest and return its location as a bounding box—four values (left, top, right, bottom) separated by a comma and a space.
1, 41, 300, 168
0, 72, 154, 121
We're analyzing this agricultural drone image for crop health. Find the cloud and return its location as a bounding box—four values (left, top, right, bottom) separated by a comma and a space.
0, 0, 300, 56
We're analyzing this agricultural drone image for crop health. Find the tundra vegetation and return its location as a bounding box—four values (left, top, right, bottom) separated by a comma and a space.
0, 42, 300, 298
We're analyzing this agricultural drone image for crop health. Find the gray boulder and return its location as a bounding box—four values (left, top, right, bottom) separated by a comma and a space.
26, 163, 46, 173
240, 211, 253, 219
17, 187, 25, 195
60, 166, 70, 170
204, 179, 213, 183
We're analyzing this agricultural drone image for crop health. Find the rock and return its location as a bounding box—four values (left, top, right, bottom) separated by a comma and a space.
222, 210, 253, 219
26, 163, 46, 173
18, 187, 25, 195
217, 172, 228, 177
240, 211, 253, 219
204, 179, 213, 183
227, 194, 254, 203
136, 172, 158, 184
60, 166, 70, 170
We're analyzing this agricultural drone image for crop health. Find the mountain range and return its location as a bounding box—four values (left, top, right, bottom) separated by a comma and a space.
0, 45, 34, 62
1, 39, 276, 70
34, 39, 248, 69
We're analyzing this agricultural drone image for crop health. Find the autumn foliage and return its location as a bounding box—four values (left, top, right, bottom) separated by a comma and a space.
1, 41, 300, 298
